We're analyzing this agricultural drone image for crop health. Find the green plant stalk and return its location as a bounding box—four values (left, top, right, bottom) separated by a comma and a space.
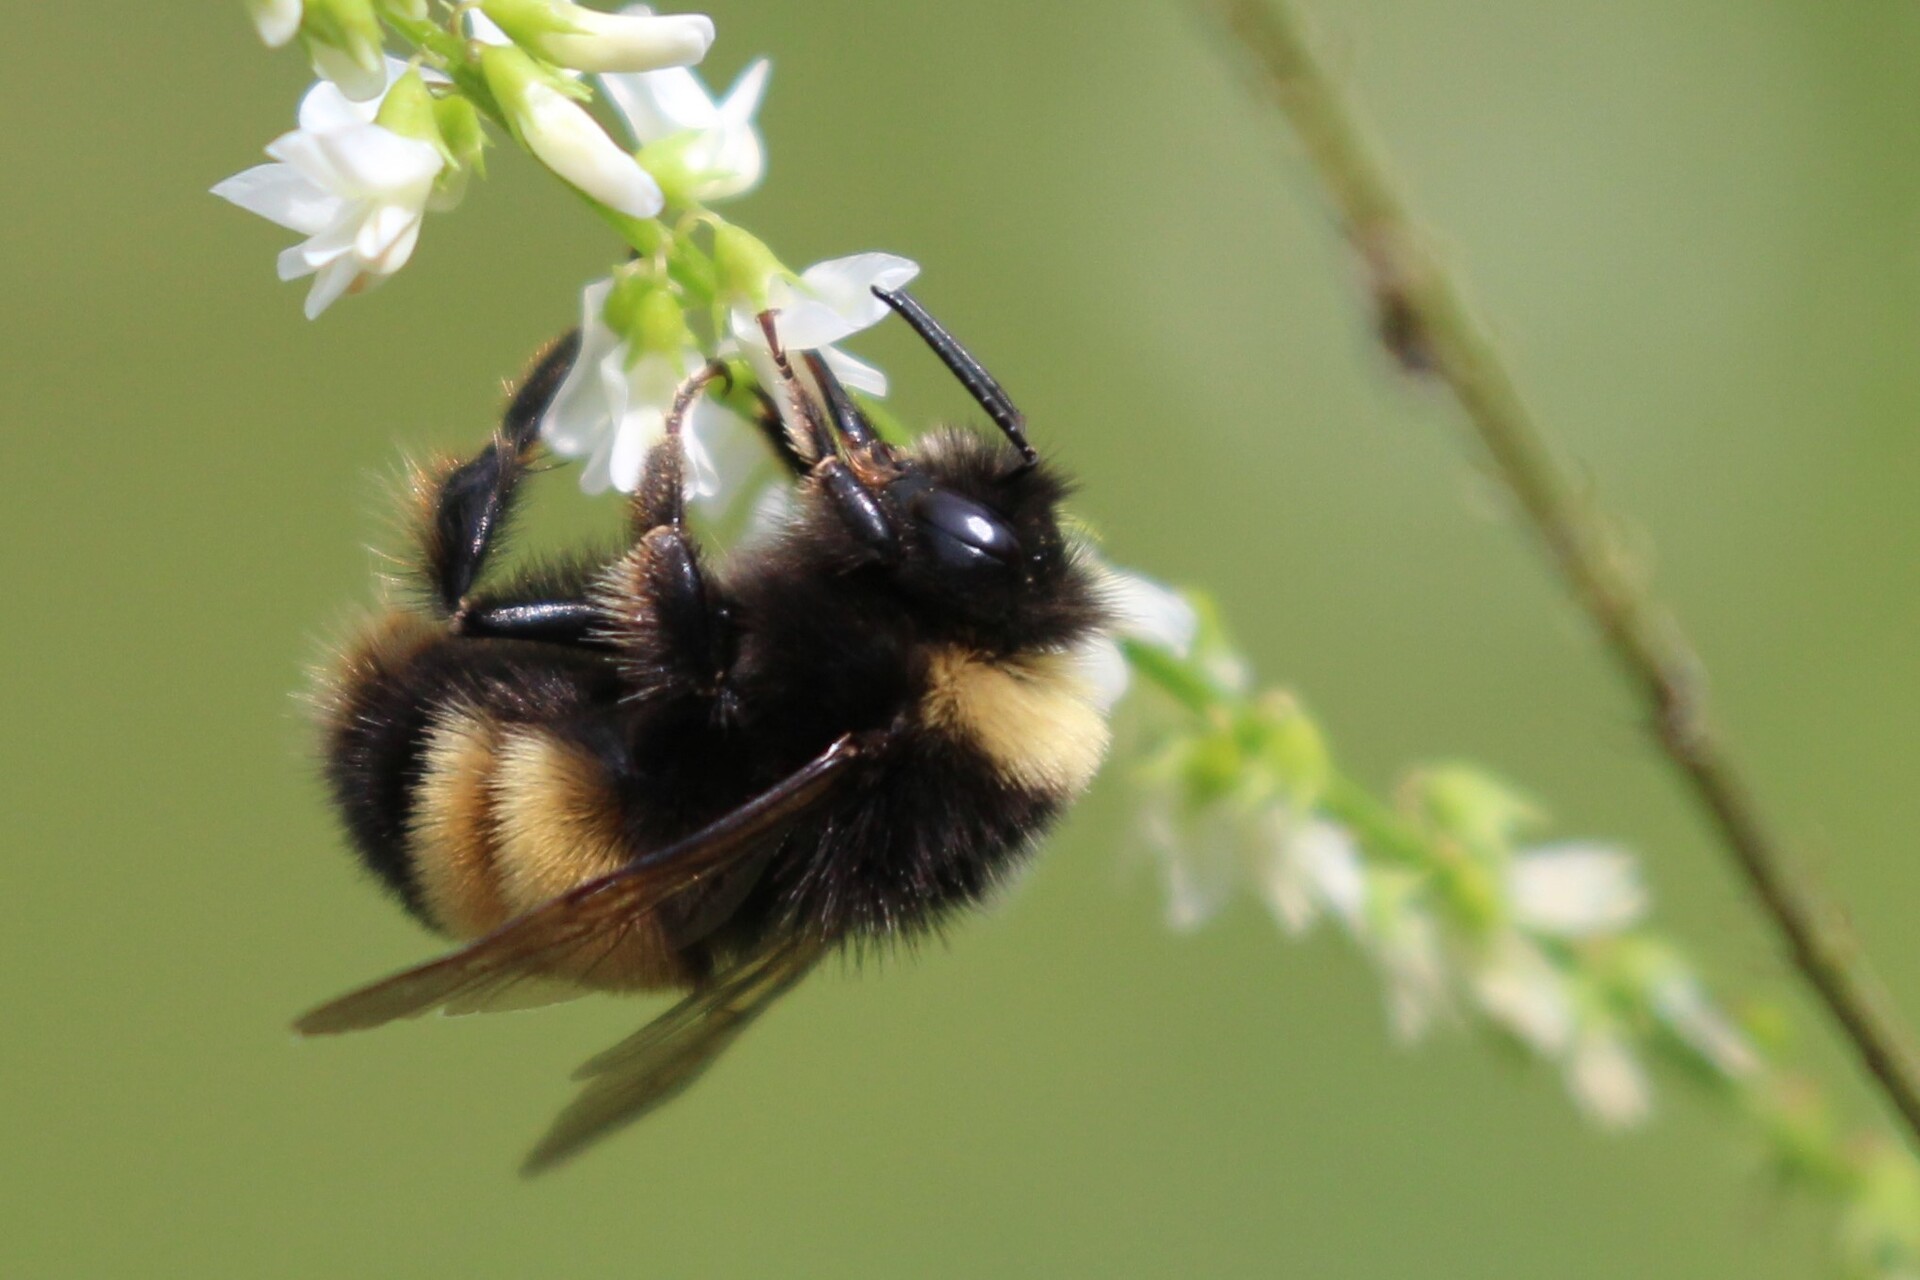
1188, 0, 1920, 1151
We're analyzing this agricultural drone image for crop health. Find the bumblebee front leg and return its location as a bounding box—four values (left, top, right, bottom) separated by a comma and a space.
753, 316, 901, 562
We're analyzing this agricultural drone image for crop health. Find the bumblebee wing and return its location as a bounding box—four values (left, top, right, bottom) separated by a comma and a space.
294, 731, 883, 1037
520, 938, 825, 1175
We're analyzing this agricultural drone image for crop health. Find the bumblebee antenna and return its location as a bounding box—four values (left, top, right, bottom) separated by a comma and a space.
871, 286, 1038, 468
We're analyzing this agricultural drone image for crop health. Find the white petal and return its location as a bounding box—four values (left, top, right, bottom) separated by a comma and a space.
362, 210, 424, 275
1100, 566, 1197, 655
353, 202, 412, 264
771, 298, 864, 351
284, 216, 358, 276
1281, 819, 1365, 933
541, 281, 623, 457
686, 398, 765, 513
678, 421, 722, 499
1470, 936, 1574, 1057
600, 65, 719, 142
297, 76, 379, 134
312, 126, 442, 197
796, 252, 921, 333
719, 59, 771, 127
248, 0, 303, 49
1565, 1030, 1652, 1128
308, 38, 389, 104
465, 10, 511, 43
1068, 635, 1131, 714
303, 256, 362, 318
1509, 843, 1647, 938
1145, 804, 1238, 933
520, 81, 664, 218
820, 346, 888, 396
1361, 891, 1452, 1044
1256, 812, 1318, 935
1650, 975, 1760, 1079
607, 406, 667, 493
543, 11, 715, 75
211, 164, 342, 236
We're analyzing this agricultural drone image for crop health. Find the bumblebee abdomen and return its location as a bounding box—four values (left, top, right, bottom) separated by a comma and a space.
316, 615, 694, 991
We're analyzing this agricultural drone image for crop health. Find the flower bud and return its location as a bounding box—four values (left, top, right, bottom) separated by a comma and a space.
1412, 765, 1541, 856
247, 0, 304, 49
482, 45, 663, 218
373, 70, 442, 149
481, 1, 714, 74
299, 0, 387, 102
712, 222, 785, 311
433, 94, 487, 172
603, 275, 692, 359
1250, 692, 1331, 810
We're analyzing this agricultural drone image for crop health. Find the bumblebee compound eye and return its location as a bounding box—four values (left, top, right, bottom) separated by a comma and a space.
910, 488, 1020, 575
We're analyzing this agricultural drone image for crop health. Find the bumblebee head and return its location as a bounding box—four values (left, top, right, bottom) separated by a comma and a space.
761, 288, 1109, 653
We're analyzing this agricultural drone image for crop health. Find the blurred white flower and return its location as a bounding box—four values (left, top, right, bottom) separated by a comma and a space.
1649, 969, 1760, 1079
1565, 1025, 1652, 1128
211, 70, 443, 319
604, 49, 771, 201
1071, 566, 1198, 713
1359, 878, 1454, 1044
1144, 801, 1243, 933
541, 279, 751, 498
1102, 566, 1198, 657
1258, 815, 1364, 936
248, 0, 303, 48
1509, 842, 1647, 939
731, 252, 921, 395
1469, 934, 1575, 1057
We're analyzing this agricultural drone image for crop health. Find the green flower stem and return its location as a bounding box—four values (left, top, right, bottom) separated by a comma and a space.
1189, 0, 1920, 1155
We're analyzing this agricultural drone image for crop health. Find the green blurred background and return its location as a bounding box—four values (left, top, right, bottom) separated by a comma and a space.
4, 1, 1918, 1274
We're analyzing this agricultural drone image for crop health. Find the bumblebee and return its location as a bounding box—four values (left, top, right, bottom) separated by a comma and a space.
301, 288, 1120, 1173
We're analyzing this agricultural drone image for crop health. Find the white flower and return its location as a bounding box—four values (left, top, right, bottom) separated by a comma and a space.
1508, 842, 1647, 939
541, 279, 751, 498
211, 72, 443, 319
1565, 1026, 1652, 1128
481, 2, 714, 74
1649, 970, 1759, 1079
248, 0, 303, 48
731, 252, 921, 395
603, 49, 771, 200
1469, 934, 1575, 1057
1258, 815, 1364, 936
